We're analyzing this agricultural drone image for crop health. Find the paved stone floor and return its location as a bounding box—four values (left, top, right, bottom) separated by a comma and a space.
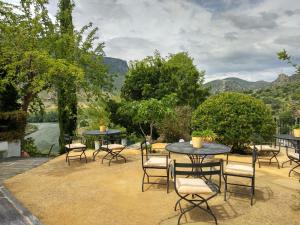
0, 157, 49, 225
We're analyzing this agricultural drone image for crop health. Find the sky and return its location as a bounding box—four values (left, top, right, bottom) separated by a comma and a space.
5, 0, 300, 82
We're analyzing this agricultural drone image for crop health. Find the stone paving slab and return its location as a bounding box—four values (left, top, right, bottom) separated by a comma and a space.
0, 157, 49, 225
0, 158, 49, 185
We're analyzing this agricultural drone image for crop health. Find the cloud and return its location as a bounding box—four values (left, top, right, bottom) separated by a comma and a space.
3, 0, 300, 82
225, 12, 279, 30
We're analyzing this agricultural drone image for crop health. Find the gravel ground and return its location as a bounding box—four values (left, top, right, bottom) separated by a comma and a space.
4, 147, 300, 225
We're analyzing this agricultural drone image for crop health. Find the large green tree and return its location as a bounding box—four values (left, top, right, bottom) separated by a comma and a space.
121, 52, 209, 108
56, 0, 78, 150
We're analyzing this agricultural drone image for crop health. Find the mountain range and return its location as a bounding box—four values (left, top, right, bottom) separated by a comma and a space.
204, 77, 270, 94
103, 57, 128, 91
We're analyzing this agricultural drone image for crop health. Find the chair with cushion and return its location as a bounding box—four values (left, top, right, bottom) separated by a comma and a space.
99, 132, 127, 166
283, 145, 300, 177
64, 134, 87, 165
141, 140, 171, 193
255, 140, 281, 169
223, 147, 257, 205
173, 160, 222, 225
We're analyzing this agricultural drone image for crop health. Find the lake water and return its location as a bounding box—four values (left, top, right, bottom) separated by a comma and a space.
26, 123, 59, 154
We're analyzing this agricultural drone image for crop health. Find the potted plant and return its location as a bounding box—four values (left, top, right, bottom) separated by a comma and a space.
293, 124, 300, 137
99, 116, 109, 132
201, 129, 217, 143
191, 130, 204, 148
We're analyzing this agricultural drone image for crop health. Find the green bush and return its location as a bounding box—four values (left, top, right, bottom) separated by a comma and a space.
192, 92, 276, 152
21, 137, 41, 156
0, 111, 27, 141
27, 111, 58, 122
157, 105, 192, 142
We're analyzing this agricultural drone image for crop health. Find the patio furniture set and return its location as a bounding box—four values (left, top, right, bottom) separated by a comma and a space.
63, 130, 300, 225
140, 136, 300, 225
64, 129, 127, 166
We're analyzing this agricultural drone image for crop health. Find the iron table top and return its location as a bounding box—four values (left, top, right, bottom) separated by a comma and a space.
166, 142, 231, 156
83, 129, 121, 136
275, 134, 300, 141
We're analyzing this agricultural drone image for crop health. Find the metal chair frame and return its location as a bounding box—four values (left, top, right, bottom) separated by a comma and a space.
64, 134, 87, 166
223, 147, 257, 205
173, 160, 223, 225
141, 140, 170, 193
282, 145, 300, 177
97, 133, 127, 166
256, 141, 281, 169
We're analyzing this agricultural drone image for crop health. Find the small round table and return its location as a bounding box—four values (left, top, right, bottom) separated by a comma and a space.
83, 129, 121, 136
166, 142, 231, 179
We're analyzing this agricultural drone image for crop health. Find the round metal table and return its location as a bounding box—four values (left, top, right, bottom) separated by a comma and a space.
83, 129, 121, 136
275, 134, 300, 150
166, 142, 231, 179
166, 142, 231, 156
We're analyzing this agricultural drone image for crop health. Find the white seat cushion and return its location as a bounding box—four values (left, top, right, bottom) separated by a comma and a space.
101, 144, 125, 150
144, 157, 171, 168
65, 143, 86, 149
224, 164, 254, 176
176, 178, 213, 194
260, 145, 280, 151
289, 152, 299, 160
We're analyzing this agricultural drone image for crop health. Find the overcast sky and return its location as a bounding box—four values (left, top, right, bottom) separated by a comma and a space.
5, 0, 300, 82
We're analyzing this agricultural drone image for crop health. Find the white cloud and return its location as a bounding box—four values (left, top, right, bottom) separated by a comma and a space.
4, 0, 300, 82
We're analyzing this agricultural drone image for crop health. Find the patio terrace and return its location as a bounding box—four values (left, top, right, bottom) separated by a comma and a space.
3, 146, 300, 225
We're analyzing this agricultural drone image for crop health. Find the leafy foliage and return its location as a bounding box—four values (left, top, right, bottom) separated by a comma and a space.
121, 52, 209, 108
192, 92, 276, 152
21, 137, 40, 156
117, 95, 176, 141
156, 105, 192, 142
0, 111, 27, 141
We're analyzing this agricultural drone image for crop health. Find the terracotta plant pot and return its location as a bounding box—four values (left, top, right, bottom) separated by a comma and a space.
293, 129, 300, 137
99, 125, 106, 132
192, 136, 203, 148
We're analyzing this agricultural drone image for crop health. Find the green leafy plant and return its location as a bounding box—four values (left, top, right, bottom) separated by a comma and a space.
21, 137, 41, 156
192, 92, 276, 153
293, 124, 300, 129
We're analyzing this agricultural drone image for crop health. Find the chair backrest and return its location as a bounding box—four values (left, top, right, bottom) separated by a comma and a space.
173, 159, 223, 192
64, 134, 73, 144
140, 140, 151, 166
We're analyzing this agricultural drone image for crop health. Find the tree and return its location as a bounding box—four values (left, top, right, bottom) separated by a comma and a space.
192, 92, 276, 153
56, 0, 78, 151
117, 95, 176, 142
121, 52, 209, 108
0, 0, 110, 146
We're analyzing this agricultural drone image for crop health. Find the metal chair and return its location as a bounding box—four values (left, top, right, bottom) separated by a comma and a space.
173, 160, 222, 225
64, 134, 87, 166
141, 140, 171, 193
282, 145, 300, 177
255, 140, 281, 169
223, 147, 257, 205
100, 133, 127, 166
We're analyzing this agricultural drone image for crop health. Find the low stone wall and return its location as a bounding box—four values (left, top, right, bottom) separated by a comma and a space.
0, 140, 21, 158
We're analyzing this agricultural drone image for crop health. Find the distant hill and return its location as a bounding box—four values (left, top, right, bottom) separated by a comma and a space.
205, 77, 270, 94
103, 57, 128, 91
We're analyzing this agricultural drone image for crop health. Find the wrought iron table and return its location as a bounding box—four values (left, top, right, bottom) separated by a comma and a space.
275, 134, 300, 150
83, 129, 121, 136
83, 129, 123, 162
166, 142, 231, 178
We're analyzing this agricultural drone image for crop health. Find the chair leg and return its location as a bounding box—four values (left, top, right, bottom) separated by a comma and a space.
83, 150, 87, 163
224, 175, 227, 201
167, 167, 169, 193
142, 170, 146, 192
251, 178, 255, 206
289, 164, 300, 177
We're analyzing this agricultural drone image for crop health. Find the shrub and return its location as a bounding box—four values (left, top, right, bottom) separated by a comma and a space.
21, 137, 41, 156
192, 92, 276, 152
0, 111, 27, 141
157, 105, 192, 142
27, 111, 58, 122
